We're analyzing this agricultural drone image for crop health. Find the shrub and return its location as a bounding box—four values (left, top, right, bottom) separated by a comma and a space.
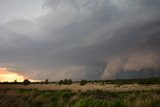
58, 80, 63, 85
68, 79, 73, 85
80, 80, 87, 86
23, 79, 30, 85
58, 79, 73, 85
40, 81, 44, 84
13, 79, 18, 84
44, 79, 49, 84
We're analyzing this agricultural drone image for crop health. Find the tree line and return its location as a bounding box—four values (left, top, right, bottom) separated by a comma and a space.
1, 77, 160, 85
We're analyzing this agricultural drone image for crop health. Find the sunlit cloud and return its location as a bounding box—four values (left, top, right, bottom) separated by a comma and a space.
0, 68, 40, 82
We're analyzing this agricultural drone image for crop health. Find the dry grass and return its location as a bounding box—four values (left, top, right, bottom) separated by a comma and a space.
1, 84, 160, 107
0, 83, 160, 92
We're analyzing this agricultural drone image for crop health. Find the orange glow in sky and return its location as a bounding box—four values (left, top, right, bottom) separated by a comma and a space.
0, 68, 25, 82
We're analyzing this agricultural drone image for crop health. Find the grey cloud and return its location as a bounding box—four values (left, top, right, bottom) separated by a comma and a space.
0, 0, 160, 80
102, 50, 160, 79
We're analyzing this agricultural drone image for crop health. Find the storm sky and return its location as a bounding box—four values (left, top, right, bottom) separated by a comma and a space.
0, 0, 160, 81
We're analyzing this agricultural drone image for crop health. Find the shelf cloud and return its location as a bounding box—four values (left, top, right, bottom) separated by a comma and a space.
0, 0, 160, 81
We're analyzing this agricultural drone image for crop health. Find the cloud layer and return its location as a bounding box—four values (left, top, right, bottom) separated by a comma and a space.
0, 0, 160, 81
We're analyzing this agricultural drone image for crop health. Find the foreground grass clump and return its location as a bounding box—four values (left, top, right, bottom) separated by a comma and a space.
1, 88, 160, 107
0, 89, 76, 107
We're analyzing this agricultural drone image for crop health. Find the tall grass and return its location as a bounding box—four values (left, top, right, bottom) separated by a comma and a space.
1, 88, 160, 107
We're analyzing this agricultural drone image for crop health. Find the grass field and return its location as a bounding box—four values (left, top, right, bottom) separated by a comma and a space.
1, 83, 160, 92
1, 83, 160, 107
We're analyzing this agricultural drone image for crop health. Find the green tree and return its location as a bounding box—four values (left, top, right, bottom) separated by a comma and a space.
63, 79, 68, 85
13, 79, 18, 84
44, 79, 49, 84
58, 79, 73, 85
80, 80, 87, 86
68, 79, 72, 85
58, 80, 63, 85
23, 79, 30, 85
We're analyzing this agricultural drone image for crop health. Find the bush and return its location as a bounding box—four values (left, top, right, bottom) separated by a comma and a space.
58, 80, 63, 85
58, 79, 73, 85
80, 80, 87, 86
44, 79, 49, 84
40, 81, 44, 84
23, 79, 30, 85
13, 79, 18, 84
68, 79, 73, 85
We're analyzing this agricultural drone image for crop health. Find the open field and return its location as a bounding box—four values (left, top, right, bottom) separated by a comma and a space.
1, 83, 160, 92
1, 83, 160, 107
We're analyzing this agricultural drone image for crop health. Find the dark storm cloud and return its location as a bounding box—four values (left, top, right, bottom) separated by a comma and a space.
0, 0, 160, 80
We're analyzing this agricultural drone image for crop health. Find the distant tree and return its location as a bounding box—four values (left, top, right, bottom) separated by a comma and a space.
40, 81, 44, 84
13, 79, 18, 84
63, 79, 68, 85
68, 79, 72, 85
44, 79, 49, 84
23, 79, 30, 85
80, 80, 87, 86
58, 79, 73, 85
3, 81, 8, 84
58, 80, 63, 85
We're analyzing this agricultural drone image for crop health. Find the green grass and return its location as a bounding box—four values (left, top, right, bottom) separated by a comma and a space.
1, 88, 160, 107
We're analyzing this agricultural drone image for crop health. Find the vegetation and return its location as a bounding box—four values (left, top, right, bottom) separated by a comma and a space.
87, 77, 160, 85
1, 77, 160, 85
80, 80, 87, 86
1, 88, 160, 107
13, 79, 18, 84
1, 77, 160, 106
44, 79, 49, 84
23, 79, 31, 85
58, 79, 73, 85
